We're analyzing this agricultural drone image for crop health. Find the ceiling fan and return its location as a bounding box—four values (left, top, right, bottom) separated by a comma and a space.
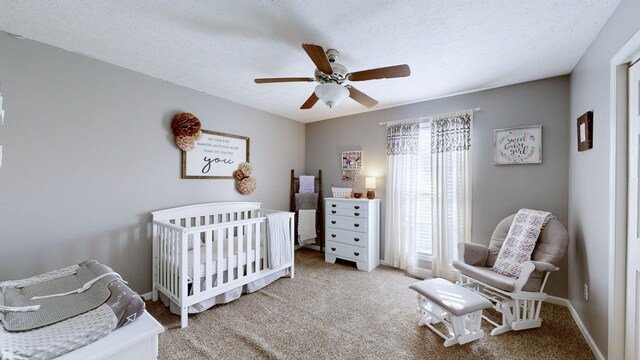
254, 43, 411, 110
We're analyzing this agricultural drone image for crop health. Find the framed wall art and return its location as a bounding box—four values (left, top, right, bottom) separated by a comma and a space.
577, 111, 593, 152
182, 130, 250, 179
342, 150, 363, 170
494, 125, 542, 165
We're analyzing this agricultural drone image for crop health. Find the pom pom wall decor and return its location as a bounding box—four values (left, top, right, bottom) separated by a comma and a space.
236, 176, 257, 195
171, 113, 202, 153
233, 170, 245, 181
171, 112, 201, 137
237, 162, 253, 177
192, 130, 203, 141
234, 162, 256, 195
176, 135, 197, 152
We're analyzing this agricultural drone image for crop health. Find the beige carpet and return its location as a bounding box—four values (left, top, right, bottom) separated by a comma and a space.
146, 248, 594, 360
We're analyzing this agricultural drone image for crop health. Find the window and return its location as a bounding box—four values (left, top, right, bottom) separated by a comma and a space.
385, 113, 471, 278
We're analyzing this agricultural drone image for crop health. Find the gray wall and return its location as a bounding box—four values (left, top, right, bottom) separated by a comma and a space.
0, 32, 305, 294
568, 0, 640, 355
306, 76, 570, 297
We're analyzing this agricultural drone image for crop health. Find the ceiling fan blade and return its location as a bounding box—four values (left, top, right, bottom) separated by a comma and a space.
302, 43, 334, 75
254, 77, 315, 83
346, 85, 379, 108
300, 92, 319, 110
348, 64, 411, 82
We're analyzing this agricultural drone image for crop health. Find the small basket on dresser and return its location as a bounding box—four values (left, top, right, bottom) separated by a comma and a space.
331, 187, 352, 198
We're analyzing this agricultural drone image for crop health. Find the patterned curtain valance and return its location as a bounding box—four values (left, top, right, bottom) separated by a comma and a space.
386, 122, 419, 155
431, 114, 471, 153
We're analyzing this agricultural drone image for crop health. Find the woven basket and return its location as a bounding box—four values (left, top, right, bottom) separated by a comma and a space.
331, 187, 352, 198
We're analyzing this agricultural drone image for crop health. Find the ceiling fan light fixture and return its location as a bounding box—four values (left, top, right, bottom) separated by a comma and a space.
314, 83, 349, 108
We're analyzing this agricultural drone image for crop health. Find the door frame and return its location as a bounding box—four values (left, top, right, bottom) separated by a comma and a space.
609, 30, 640, 360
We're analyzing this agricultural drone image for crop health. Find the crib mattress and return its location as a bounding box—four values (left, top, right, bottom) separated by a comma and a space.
0, 263, 145, 360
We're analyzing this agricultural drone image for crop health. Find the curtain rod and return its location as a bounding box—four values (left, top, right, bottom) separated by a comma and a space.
379, 107, 480, 126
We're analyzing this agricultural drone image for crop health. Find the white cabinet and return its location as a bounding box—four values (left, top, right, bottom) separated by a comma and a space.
324, 198, 380, 272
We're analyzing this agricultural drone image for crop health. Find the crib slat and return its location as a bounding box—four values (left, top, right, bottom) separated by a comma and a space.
174, 231, 180, 298
247, 223, 254, 276
158, 227, 162, 290
192, 234, 201, 295
217, 228, 224, 287
170, 229, 174, 295
256, 222, 262, 272
205, 231, 212, 291
228, 226, 235, 282
238, 224, 244, 280
169, 230, 174, 296
180, 232, 189, 305
174, 231, 179, 298
166, 229, 171, 293
166, 229, 171, 295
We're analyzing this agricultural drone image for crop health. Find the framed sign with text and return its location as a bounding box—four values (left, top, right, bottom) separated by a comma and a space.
494, 125, 542, 165
182, 130, 250, 179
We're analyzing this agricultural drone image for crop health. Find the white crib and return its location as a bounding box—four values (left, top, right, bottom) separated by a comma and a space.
151, 202, 295, 328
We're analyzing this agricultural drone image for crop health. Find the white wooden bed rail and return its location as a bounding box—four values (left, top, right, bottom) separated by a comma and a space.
151, 202, 295, 328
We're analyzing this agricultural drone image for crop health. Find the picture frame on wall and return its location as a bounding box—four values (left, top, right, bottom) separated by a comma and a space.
342, 150, 363, 170
494, 125, 542, 165
182, 130, 250, 179
577, 111, 593, 152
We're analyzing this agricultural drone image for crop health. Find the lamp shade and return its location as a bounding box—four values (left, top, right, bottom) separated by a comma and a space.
314, 83, 349, 108
365, 177, 377, 189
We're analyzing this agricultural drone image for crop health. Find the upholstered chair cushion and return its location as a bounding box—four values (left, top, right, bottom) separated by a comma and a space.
485, 214, 568, 268
486, 215, 515, 267
459, 242, 489, 266
454, 213, 568, 293
453, 259, 544, 292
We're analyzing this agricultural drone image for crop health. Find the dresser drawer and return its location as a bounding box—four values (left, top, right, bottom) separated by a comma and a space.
326, 215, 366, 232
325, 228, 366, 248
326, 200, 368, 212
326, 208, 367, 218
326, 241, 366, 262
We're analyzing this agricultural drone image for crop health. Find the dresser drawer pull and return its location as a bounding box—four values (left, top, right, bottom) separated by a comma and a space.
331, 210, 336, 214
331, 220, 336, 224
354, 238, 360, 242
354, 206, 360, 209
332, 204, 337, 208
331, 234, 336, 238
331, 247, 336, 251
354, 224, 360, 228
354, 212, 360, 216
354, 252, 360, 256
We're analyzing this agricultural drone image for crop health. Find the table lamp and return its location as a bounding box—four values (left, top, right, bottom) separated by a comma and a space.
365, 177, 376, 199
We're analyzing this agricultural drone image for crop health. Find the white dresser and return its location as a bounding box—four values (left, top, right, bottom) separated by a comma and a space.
324, 198, 380, 272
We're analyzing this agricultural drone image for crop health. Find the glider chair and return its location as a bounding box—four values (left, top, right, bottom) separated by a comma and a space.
452, 214, 568, 335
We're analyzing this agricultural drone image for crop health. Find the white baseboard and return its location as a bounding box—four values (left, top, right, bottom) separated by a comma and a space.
565, 300, 605, 360
541, 296, 603, 359
140, 292, 152, 301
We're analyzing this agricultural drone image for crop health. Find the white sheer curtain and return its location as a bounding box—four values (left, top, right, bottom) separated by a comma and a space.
384, 121, 420, 274
430, 112, 472, 280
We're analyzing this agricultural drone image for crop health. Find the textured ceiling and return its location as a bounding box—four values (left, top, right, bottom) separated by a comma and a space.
0, 0, 620, 123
